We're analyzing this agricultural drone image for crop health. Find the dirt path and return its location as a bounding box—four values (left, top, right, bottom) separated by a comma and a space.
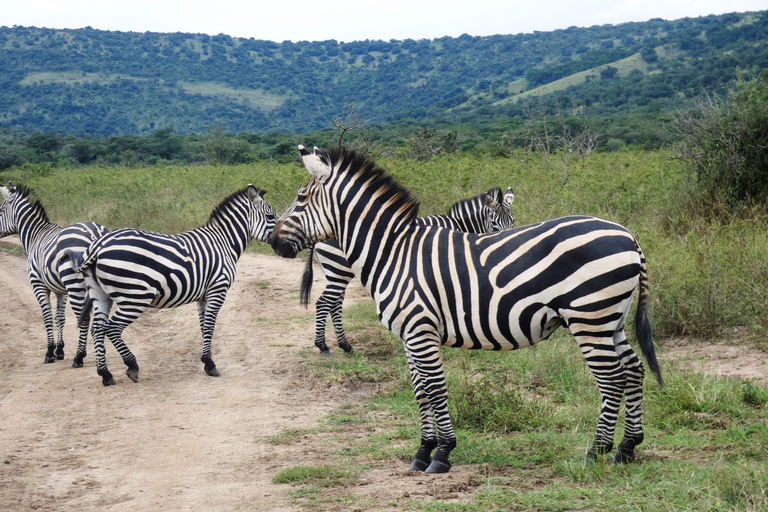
0, 239, 347, 511
2, 237, 767, 511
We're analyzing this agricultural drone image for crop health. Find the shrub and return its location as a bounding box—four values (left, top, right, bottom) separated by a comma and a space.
673, 70, 768, 205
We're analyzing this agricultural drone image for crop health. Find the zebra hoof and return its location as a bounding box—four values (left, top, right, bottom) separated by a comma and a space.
103, 377, 116, 386
613, 449, 636, 464
126, 368, 139, 383
408, 457, 431, 472
206, 366, 220, 377
44, 356, 56, 364
425, 459, 451, 474
72, 360, 83, 368
319, 350, 332, 358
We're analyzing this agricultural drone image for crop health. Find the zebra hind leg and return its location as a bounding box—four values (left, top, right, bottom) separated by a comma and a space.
576, 334, 626, 463
329, 292, 353, 354
612, 329, 646, 463
313, 289, 335, 356
103, 306, 142, 383
54, 293, 67, 360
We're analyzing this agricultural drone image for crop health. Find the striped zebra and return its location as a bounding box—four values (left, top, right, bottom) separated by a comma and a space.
270, 146, 663, 473
303, 187, 515, 355
1, 181, 107, 366
68, 185, 277, 386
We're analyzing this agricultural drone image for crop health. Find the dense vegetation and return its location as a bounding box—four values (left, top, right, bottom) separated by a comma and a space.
1, 10, 767, 145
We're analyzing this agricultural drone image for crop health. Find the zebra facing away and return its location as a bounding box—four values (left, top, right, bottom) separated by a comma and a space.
271, 146, 663, 473
1, 182, 108, 366
302, 187, 515, 355
68, 185, 277, 386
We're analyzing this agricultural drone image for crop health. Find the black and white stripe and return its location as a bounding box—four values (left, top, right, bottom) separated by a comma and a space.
70, 185, 277, 386
303, 187, 515, 355
271, 147, 663, 473
0, 182, 107, 366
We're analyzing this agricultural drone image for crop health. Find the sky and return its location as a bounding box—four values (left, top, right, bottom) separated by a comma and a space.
1, 0, 766, 42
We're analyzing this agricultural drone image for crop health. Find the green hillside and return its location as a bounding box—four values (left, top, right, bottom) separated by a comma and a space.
0, 11, 767, 137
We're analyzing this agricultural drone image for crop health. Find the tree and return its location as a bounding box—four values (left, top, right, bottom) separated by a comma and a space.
332, 103, 367, 147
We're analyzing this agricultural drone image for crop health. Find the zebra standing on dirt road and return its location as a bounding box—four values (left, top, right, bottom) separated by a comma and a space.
303, 186, 515, 355
0, 182, 108, 366
270, 146, 663, 473
68, 185, 278, 386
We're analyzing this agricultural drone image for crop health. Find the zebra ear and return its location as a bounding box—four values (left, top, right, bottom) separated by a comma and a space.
504, 187, 515, 206
246, 184, 265, 203
298, 145, 331, 183
484, 188, 502, 207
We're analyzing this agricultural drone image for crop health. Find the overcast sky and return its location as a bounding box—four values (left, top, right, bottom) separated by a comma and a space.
2, 0, 765, 42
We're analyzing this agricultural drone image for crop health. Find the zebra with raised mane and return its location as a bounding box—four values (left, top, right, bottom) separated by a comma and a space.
302, 187, 515, 355
271, 146, 663, 473
1, 182, 107, 366
68, 185, 277, 386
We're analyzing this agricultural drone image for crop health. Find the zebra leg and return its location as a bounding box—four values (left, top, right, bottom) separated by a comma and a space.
577, 334, 627, 462
313, 288, 335, 355
65, 282, 89, 368
54, 293, 67, 360
197, 296, 224, 377
329, 292, 353, 354
103, 307, 142, 383
90, 295, 115, 386
405, 350, 438, 471
612, 329, 646, 464
405, 336, 456, 473
31, 283, 58, 364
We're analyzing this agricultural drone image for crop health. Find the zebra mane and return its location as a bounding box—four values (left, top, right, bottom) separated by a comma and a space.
6, 183, 50, 224
447, 188, 500, 214
322, 146, 420, 224
207, 186, 264, 225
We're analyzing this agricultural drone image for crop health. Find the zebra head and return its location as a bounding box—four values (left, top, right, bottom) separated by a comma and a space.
270, 145, 418, 259
245, 185, 279, 242
270, 147, 332, 258
0, 181, 19, 237
483, 187, 515, 232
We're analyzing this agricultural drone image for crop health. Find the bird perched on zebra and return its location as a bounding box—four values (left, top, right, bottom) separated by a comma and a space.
301, 186, 515, 355
68, 185, 277, 386
271, 146, 663, 473
1, 181, 108, 366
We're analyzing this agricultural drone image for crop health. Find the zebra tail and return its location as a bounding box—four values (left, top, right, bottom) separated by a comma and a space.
634, 243, 664, 388
64, 249, 94, 330
299, 246, 315, 309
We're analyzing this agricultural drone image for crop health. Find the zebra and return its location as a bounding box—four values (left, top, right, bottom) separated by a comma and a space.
302, 187, 515, 355
68, 185, 277, 386
1, 181, 108, 366
270, 146, 663, 473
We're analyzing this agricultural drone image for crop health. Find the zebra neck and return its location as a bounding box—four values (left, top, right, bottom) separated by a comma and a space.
15, 214, 56, 252
204, 216, 249, 259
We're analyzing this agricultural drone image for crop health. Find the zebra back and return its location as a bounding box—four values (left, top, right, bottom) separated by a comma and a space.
299, 186, 516, 308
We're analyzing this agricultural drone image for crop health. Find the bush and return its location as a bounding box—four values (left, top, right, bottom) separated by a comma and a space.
673, 70, 768, 205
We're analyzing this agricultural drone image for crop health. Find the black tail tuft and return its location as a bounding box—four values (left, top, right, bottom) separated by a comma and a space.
78, 297, 93, 330
299, 246, 315, 309
635, 283, 664, 388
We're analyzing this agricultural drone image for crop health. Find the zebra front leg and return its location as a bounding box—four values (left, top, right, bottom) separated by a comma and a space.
577, 335, 626, 462
612, 329, 646, 463
329, 293, 353, 354
405, 337, 456, 473
54, 293, 67, 360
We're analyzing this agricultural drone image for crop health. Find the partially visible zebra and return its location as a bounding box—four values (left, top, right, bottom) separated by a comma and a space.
68, 185, 277, 386
0, 182, 107, 366
271, 146, 663, 473
303, 187, 515, 355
